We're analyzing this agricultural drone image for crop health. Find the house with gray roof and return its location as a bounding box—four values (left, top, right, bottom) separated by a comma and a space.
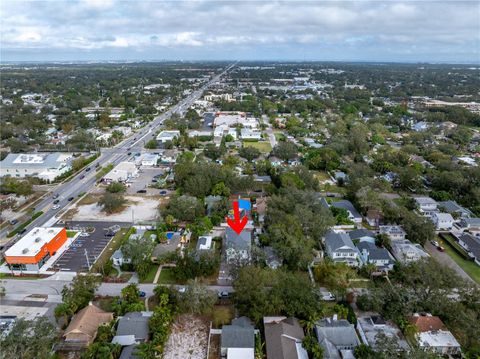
315, 316, 360, 359
379, 225, 406, 241
348, 229, 375, 242
221, 317, 255, 359
455, 218, 480, 235
112, 312, 152, 346
458, 233, 480, 266
264, 317, 308, 359
357, 315, 409, 351
390, 239, 429, 264
324, 231, 360, 267
357, 241, 394, 272
438, 201, 473, 218
225, 227, 252, 264
330, 200, 362, 224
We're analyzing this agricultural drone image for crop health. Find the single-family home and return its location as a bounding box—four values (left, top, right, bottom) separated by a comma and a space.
357, 315, 409, 351
414, 197, 438, 215
438, 201, 473, 218
263, 246, 281, 269
357, 241, 394, 272
348, 229, 376, 243
455, 217, 480, 235
221, 317, 255, 359
408, 314, 461, 356
225, 227, 252, 264
240, 129, 262, 140
412, 121, 430, 132
324, 231, 360, 267
138, 153, 159, 167
379, 225, 406, 241
458, 233, 480, 266
111, 249, 130, 267
264, 317, 308, 359
160, 149, 179, 164
112, 311, 152, 346
330, 200, 363, 224
63, 303, 113, 347
431, 212, 454, 230
390, 240, 429, 264
333, 171, 348, 184
315, 316, 360, 359
254, 197, 268, 223
196, 235, 213, 251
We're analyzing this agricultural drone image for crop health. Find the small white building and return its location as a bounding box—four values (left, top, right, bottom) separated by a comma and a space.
414, 196, 438, 215
390, 239, 429, 264
156, 130, 180, 144
240, 129, 262, 140
137, 153, 159, 167
379, 225, 407, 241
104, 161, 138, 183
431, 212, 454, 230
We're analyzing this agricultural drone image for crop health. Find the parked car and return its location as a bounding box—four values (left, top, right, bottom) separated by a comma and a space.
127, 152, 132, 155
217, 291, 230, 299
85, 167, 91, 172
67, 197, 74, 201
80, 175, 85, 179
80, 232, 90, 237
320, 291, 336, 301
19, 228, 27, 235
437, 245, 445, 252
159, 190, 167, 195
139, 291, 146, 298
431, 240, 439, 247
9, 219, 18, 225
137, 189, 147, 194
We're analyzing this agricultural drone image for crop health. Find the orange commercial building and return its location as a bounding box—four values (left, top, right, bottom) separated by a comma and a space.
4, 227, 67, 271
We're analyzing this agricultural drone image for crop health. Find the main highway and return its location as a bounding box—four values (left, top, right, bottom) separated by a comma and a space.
0, 63, 236, 246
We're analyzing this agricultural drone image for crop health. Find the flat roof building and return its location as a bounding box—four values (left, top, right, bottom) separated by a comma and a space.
0, 152, 73, 182
103, 161, 138, 183
156, 130, 180, 144
4, 227, 67, 271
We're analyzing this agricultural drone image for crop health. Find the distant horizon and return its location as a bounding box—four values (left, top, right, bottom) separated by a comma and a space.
2, 1, 478, 64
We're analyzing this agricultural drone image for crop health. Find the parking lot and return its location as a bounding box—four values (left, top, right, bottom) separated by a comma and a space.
52, 221, 130, 272
126, 167, 168, 195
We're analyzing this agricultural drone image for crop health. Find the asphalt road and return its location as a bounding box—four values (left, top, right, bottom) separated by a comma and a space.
1, 278, 234, 303
1, 63, 236, 248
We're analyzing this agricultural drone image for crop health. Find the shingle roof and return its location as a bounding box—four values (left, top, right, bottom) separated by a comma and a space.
408, 315, 446, 332
63, 303, 113, 342
459, 233, 480, 261
438, 201, 473, 216
331, 200, 362, 219
315, 318, 359, 356
325, 231, 356, 253
348, 229, 375, 241
225, 227, 251, 251
115, 312, 151, 341
221, 317, 255, 349
265, 317, 306, 359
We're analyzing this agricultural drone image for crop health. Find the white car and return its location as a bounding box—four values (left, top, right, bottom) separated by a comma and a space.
79, 232, 90, 237
320, 291, 336, 301
52, 204, 61, 210
431, 240, 439, 247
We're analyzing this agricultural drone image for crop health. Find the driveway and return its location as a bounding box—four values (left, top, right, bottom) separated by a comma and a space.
424, 240, 475, 283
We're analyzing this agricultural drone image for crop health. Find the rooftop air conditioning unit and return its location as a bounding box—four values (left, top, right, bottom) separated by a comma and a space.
22, 248, 29, 254
35, 237, 41, 243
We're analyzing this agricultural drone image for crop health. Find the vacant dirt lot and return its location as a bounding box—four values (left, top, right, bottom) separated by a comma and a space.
163, 315, 209, 359
71, 195, 159, 222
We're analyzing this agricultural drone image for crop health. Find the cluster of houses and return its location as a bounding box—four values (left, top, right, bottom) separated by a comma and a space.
215, 312, 461, 359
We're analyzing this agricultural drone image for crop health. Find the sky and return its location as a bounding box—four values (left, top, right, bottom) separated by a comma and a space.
1, 0, 479, 63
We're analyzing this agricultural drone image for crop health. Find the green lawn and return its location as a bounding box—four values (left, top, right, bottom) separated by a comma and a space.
140, 265, 159, 284
66, 230, 78, 238
438, 237, 480, 284
243, 141, 272, 153
158, 267, 177, 284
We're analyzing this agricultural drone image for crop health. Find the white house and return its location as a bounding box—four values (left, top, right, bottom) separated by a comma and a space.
379, 226, 407, 241
458, 233, 480, 266
240, 128, 262, 140
324, 231, 360, 267
414, 196, 438, 215
138, 153, 159, 167
431, 212, 454, 230
390, 239, 429, 264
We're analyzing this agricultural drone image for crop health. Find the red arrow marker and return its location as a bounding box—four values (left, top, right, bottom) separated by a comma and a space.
227, 200, 248, 235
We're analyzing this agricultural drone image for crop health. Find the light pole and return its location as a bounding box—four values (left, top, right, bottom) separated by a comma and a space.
84, 249, 91, 271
